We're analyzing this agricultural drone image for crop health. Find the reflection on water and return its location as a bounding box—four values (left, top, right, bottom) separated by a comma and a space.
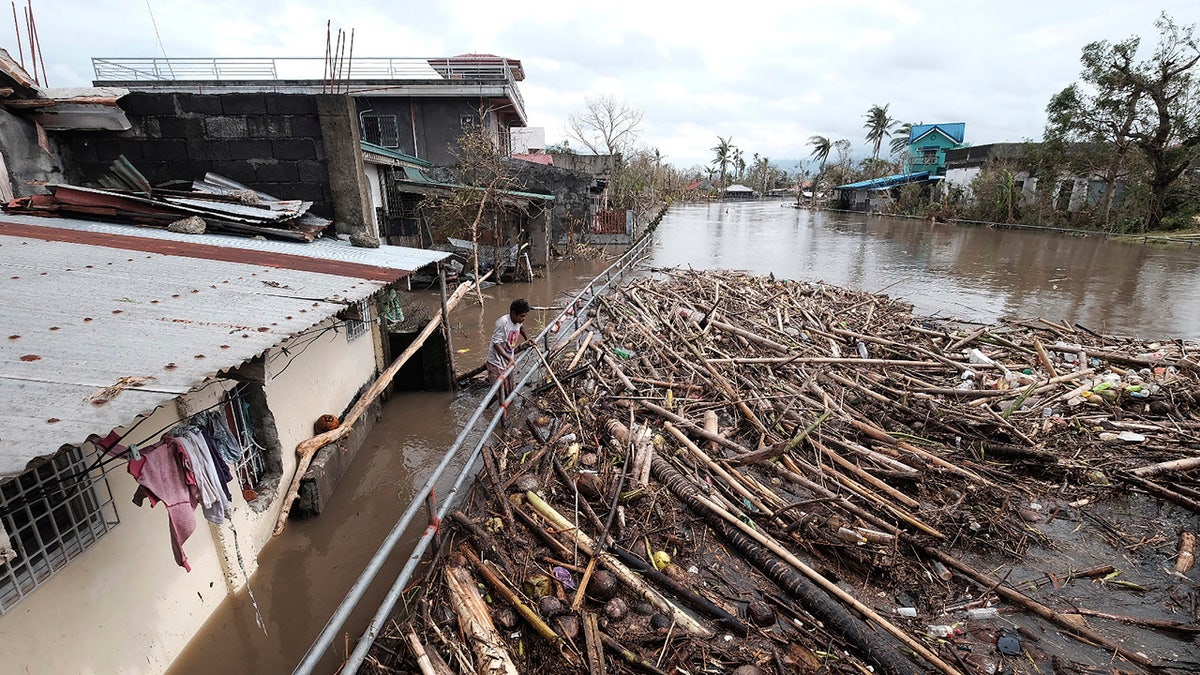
649, 201, 1200, 338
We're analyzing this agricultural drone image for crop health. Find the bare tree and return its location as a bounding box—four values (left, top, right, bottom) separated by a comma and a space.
566, 94, 644, 156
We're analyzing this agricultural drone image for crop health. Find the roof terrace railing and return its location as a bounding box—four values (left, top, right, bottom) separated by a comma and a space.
91, 56, 526, 113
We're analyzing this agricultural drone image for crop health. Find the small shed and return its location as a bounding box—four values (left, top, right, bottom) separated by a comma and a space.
723, 184, 756, 200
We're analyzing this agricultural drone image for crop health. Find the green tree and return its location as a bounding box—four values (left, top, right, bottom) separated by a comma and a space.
711, 136, 735, 187
863, 103, 895, 159
808, 135, 832, 175
1048, 14, 1200, 231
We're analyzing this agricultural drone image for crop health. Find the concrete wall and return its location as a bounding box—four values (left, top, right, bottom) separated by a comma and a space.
352, 96, 492, 166
55, 93, 334, 217
0, 108, 66, 197
551, 153, 617, 175
509, 160, 593, 247
0, 313, 380, 674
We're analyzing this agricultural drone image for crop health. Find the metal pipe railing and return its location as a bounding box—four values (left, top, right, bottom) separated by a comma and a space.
294, 233, 654, 675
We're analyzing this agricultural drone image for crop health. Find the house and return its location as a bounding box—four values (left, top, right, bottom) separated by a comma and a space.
832, 171, 934, 211
723, 184, 756, 200
92, 54, 528, 168
904, 123, 967, 175
0, 213, 451, 673
942, 142, 1126, 216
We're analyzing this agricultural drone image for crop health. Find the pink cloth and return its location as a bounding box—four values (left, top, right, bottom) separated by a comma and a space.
128, 438, 200, 572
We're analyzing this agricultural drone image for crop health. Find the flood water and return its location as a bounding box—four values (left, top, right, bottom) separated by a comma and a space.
649, 201, 1200, 339
169, 202, 1200, 674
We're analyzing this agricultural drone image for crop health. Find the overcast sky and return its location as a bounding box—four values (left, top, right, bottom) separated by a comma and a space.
17, 0, 1198, 169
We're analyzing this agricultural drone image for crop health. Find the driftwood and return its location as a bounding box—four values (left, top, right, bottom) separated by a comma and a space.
272, 277, 477, 536
445, 564, 519, 674
367, 270, 1199, 673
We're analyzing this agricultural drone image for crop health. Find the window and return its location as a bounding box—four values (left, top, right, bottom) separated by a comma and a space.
343, 299, 371, 341
0, 445, 119, 613
460, 113, 476, 130
361, 114, 400, 148
223, 390, 267, 494
921, 147, 938, 164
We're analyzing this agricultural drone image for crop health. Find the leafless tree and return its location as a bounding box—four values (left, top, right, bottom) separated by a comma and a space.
566, 94, 644, 156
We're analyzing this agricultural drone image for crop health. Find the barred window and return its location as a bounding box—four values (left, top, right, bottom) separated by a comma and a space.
343, 299, 371, 341
0, 445, 119, 613
223, 390, 266, 493
361, 114, 400, 148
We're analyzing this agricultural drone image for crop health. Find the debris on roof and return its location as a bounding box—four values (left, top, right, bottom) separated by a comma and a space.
3, 157, 333, 241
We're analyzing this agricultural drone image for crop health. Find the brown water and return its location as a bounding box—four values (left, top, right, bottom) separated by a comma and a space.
649, 201, 1200, 339
166, 257, 615, 675
169, 203, 1200, 674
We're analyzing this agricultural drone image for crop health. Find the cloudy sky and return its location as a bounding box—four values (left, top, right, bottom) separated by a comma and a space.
17, 0, 1197, 169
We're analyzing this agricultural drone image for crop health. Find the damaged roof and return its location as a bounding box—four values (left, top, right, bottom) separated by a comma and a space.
0, 215, 450, 478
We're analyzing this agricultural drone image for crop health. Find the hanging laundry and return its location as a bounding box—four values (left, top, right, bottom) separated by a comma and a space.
198, 409, 244, 464
197, 425, 234, 502
126, 437, 200, 572
171, 427, 231, 525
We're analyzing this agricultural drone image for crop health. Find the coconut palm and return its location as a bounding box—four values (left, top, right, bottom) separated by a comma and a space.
711, 136, 734, 187
808, 135, 832, 174
863, 103, 895, 159
889, 122, 916, 155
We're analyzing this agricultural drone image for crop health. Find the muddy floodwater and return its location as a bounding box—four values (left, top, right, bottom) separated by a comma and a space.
649, 201, 1200, 339
169, 203, 1200, 674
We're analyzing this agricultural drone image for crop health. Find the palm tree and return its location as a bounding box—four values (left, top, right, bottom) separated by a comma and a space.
731, 147, 744, 180
808, 135, 832, 175
863, 103, 895, 159
711, 136, 734, 187
889, 122, 916, 156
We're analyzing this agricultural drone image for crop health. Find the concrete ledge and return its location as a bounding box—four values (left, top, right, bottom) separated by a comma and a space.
294, 397, 381, 517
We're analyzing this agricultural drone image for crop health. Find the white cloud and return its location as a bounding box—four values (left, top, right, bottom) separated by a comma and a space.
20, 0, 1198, 168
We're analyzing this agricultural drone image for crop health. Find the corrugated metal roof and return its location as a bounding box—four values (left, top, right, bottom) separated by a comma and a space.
0, 214, 450, 280
0, 216, 450, 478
834, 171, 932, 191
360, 140, 432, 168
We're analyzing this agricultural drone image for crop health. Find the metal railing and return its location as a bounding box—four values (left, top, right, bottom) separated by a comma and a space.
92, 56, 526, 119
293, 232, 656, 675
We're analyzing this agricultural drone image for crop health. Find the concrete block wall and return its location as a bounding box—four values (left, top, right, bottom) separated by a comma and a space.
57, 93, 334, 216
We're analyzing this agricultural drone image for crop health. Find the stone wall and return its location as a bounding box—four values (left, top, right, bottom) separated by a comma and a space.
508, 159, 594, 245
56, 93, 334, 216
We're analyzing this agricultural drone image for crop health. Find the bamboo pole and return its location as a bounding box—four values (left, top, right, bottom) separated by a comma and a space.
273, 278, 476, 536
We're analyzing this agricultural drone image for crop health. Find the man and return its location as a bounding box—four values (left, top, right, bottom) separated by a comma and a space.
488, 298, 530, 402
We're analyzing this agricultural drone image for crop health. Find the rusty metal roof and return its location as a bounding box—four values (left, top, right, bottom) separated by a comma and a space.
0, 216, 450, 477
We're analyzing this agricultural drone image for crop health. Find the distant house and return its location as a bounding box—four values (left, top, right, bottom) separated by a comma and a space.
723, 184, 756, 200
943, 142, 1125, 215
832, 171, 934, 211
904, 123, 967, 175
0, 214, 450, 673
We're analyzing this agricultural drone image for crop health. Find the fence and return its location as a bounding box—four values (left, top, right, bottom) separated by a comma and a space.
293, 232, 655, 675
594, 208, 630, 235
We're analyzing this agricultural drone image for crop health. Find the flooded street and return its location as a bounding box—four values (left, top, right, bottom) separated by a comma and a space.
649, 201, 1200, 339
170, 202, 1200, 673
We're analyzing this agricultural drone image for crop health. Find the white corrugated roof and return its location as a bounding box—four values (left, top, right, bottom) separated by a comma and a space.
0, 216, 450, 477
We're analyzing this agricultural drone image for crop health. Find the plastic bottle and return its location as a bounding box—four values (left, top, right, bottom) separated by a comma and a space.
895, 607, 918, 617
612, 347, 634, 359
966, 607, 999, 619
926, 624, 959, 637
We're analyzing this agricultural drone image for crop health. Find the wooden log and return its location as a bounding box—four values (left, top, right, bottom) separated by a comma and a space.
1033, 337, 1060, 378
1130, 456, 1200, 478
582, 613, 606, 675
461, 546, 578, 664
272, 278, 476, 535
444, 564, 519, 675
405, 625, 455, 675
1176, 531, 1196, 575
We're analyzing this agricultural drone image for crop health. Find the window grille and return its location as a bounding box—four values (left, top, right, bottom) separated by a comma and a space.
224, 391, 266, 493
361, 114, 400, 148
344, 299, 371, 341
0, 445, 119, 613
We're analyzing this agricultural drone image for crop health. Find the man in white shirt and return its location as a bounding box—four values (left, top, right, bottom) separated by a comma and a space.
487, 298, 530, 402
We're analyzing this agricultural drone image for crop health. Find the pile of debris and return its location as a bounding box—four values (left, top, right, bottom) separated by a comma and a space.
370, 270, 1200, 675
3, 157, 332, 242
